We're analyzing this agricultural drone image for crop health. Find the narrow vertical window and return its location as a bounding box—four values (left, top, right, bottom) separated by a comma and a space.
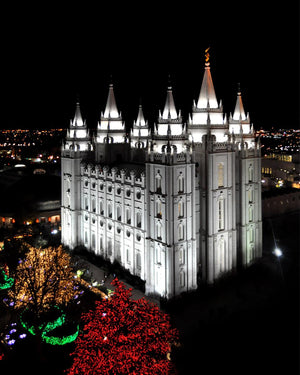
91, 233, 95, 249
156, 172, 162, 194
248, 188, 254, 203
178, 223, 184, 241
136, 252, 141, 270
117, 206, 121, 221
218, 237, 225, 273
178, 173, 184, 193
136, 211, 141, 228
178, 200, 184, 218
156, 246, 161, 264
156, 199, 162, 218
84, 196, 88, 210
100, 200, 104, 215
249, 205, 253, 222
92, 198, 96, 213
218, 163, 224, 187
107, 239, 112, 256
179, 246, 185, 265
248, 164, 254, 182
218, 197, 225, 231
108, 203, 112, 218
126, 207, 131, 224
180, 270, 185, 287
249, 226, 254, 243
157, 222, 162, 240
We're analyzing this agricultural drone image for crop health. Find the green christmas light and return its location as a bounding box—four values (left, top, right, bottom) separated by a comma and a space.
0, 268, 14, 290
41, 324, 80, 345
20, 306, 78, 345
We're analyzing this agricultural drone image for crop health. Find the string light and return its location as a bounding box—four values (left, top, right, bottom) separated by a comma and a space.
9, 245, 80, 312
66, 279, 179, 375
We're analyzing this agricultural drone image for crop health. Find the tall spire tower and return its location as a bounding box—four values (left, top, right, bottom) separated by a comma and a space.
95, 82, 128, 163
188, 48, 227, 142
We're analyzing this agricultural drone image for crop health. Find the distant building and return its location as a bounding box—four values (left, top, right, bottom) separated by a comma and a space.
61, 56, 262, 298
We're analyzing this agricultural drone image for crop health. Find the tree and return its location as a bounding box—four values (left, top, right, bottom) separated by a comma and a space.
9, 244, 78, 315
67, 279, 179, 375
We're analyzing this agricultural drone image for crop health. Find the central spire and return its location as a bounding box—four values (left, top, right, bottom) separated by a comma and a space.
103, 83, 120, 118
196, 49, 218, 109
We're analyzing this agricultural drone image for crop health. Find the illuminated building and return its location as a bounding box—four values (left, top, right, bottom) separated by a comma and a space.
61, 55, 262, 298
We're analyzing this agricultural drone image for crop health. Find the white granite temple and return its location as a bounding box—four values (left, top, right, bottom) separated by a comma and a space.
61, 54, 262, 298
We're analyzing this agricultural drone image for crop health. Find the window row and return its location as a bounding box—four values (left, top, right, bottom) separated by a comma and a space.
155, 171, 185, 194
155, 199, 184, 219
156, 222, 184, 241
83, 182, 142, 200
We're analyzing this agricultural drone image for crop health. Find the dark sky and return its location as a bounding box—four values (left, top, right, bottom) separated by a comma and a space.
0, 2, 299, 130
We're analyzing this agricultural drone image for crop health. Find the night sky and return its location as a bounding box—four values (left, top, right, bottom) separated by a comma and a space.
0, 2, 298, 130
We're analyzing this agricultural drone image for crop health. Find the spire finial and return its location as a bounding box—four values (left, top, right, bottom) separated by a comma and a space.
205, 47, 210, 67
237, 82, 241, 94
167, 73, 172, 89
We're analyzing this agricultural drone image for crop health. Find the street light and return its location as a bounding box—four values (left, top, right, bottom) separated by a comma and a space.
273, 248, 283, 258
273, 247, 284, 282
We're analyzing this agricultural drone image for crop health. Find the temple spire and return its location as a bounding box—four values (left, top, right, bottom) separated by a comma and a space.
162, 83, 178, 120
103, 83, 120, 118
233, 85, 246, 121
72, 101, 84, 127
135, 103, 147, 127
196, 48, 218, 109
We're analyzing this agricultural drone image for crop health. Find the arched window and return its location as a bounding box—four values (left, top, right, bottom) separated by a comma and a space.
100, 200, 104, 215
178, 200, 184, 218
248, 164, 254, 182
156, 199, 162, 218
136, 211, 142, 228
248, 188, 254, 203
180, 270, 185, 287
92, 198, 96, 213
136, 252, 141, 270
218, 163, 224, 187
126, 207, 131, 224
108, 203, 112, 218
107, 239, 112, 256
248, 205, 253, 222
84, 196, 88, 211
178, 173, 184, 193
218, 196, 225, 231
218, 236, 225, 273
116, 206, 121, 221
178, 223, 184, 241
248, 226, 254, 244
179, 246, 185, 265
157, 222, 162, 240
156, 245, 161, 264
155, 172, 162, 194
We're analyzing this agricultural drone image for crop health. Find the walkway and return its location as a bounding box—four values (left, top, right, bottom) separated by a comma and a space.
81, 260, 160, 306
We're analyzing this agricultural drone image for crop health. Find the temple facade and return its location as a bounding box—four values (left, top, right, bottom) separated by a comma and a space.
61, 56, 262, 298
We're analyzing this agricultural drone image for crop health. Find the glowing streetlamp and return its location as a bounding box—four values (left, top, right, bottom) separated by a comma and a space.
273, 248, 283, 258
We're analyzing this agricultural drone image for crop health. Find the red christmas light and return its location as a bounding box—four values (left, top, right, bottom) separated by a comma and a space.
66, 279, 179, 375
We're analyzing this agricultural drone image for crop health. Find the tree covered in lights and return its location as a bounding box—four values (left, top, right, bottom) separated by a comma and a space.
67, 279, 179, 375
9, 245, 77, 315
